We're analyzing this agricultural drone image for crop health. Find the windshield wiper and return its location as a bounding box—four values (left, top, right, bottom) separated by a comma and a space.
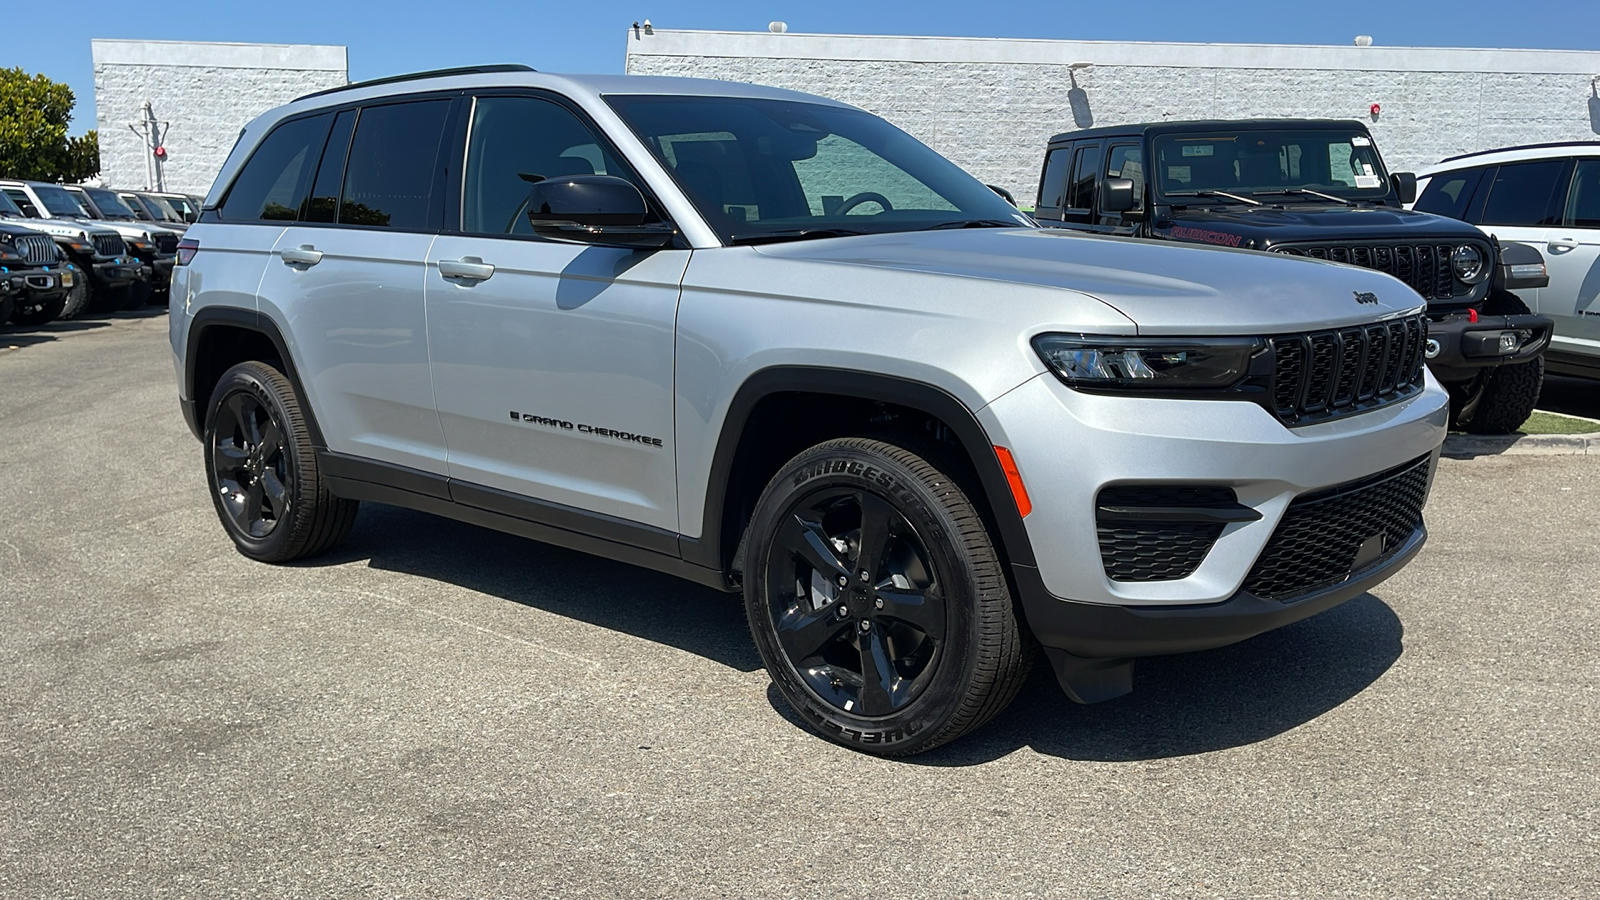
920, 218, 1024, 230
1165, 190, 1260, 207
1252, 188, 1356, 207
727, 227, 868, 246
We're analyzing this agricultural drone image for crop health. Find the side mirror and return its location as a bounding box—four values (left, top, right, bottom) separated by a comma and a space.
1100, 177, 1136, 214
986, 184, 1017, 207
526, 175, 675, 248
1391, 172, 1417, 206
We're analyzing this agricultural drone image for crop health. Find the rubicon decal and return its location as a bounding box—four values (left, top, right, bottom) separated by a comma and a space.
509, 411, 664, 448
1166, 226, 1243, 247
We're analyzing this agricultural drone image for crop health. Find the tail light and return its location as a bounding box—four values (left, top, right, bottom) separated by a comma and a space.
175, 238, 199, 266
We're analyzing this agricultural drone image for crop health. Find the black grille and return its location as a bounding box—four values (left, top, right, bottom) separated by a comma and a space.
13, 233, 57, 264
1273, 242, 1472, 301
1096, 485, 1236, 582
1244, 455, 1432, 601
92, 233, 126, 257
153, 233, 179, 254
1268, 314, 1426, 426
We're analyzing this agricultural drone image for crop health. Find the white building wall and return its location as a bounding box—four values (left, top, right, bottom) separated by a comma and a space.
92, 40, 347, 197
626, 31, 1600, 205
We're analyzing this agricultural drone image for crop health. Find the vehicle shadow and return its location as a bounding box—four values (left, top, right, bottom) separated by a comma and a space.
896, 592, 1404, 765
1538, 374, 1600, 420
324, 503, 763, 673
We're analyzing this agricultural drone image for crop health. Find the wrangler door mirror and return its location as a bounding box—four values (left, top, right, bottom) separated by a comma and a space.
1100, 177, 1136, 214
1391, 172, 1417, 205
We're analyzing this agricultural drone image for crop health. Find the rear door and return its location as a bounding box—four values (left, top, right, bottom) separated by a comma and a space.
253, 97, 455, 477
1544, 157, 1600, 353
1469, 158, 1574, 312
423, 92, 687, 532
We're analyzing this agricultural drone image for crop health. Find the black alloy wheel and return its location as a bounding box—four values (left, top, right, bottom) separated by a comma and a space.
766, 487, 947, 717
210, 389, 292, 539
744, 437, 1032, 756
204, 361, 358, 562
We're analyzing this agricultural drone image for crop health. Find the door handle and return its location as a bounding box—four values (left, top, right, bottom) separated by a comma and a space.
1547, 238, 1581, 252
438, 256, 495, 281
280, 245, 323, 266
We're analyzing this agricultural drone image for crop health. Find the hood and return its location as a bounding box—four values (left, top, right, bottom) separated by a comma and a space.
750, 227, 1427, 335
87, 219, 180, 242
1155, 204, 1486, 249
3, 216, 122, 240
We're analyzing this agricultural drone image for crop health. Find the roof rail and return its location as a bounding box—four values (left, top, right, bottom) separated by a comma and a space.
1437, 140, 1600, 164
296, 64, 537, 101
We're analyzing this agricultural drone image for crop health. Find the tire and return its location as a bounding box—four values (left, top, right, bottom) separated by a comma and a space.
6, 291, 68, 326
1459, 291, 1544, 435
204, 361, 359, 562
0, 294, 14, 325
122, 280, 154, 311
743, 436, 1033, 756
58, 280, 90, 320
87, 282, 125, 314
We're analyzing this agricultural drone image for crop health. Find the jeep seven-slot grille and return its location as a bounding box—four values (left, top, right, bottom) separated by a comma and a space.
1272, 242, 1468, 301
1268, 314, 1427, 426
14, 234, 57, 264
92, 233, 126, 257
1243, 455, 1432, 601
153, 233, 179, 254
1096, 485, 1237, 581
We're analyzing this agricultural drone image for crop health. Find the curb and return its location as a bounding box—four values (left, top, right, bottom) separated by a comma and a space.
1443, 432, 1600, 459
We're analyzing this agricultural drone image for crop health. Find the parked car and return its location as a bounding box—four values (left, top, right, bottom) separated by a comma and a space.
152, 191, 201, 223
119, 191, 189, 232
1415, 142, 1600, 380
1032, 120, 1553, 434
173, 67, 1448, 756
0, 220, 79, 327
64, 185, 182, 303
0, 184, 137, 315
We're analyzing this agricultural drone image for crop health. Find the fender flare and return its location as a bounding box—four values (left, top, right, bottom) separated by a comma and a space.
681, 366, 1039, 575
182, 306, 325, 447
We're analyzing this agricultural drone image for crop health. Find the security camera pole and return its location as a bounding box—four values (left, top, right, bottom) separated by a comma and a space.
128, 102, 170, 191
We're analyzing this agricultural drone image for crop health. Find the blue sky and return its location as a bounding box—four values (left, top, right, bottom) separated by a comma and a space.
11, 0, 1600, 135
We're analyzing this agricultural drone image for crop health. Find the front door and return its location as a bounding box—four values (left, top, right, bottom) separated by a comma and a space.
424, 93, 687, 532
1544, 158, 1600, 354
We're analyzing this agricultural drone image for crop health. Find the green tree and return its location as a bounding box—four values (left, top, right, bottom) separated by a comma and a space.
0, 67, 101, 182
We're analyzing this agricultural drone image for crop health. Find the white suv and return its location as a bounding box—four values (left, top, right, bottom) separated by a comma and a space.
1417, 143, 1600, 379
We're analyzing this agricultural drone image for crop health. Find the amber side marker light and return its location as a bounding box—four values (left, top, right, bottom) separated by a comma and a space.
993, 446, 1032, 518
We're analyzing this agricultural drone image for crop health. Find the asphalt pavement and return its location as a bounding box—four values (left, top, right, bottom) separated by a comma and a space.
2, 311, 1598, 899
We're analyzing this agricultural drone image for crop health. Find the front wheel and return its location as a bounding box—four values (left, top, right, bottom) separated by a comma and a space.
743, 437, 1032, 756
1456, 291, 1544, 435
204, 361, 358, 562
6, 291, 68, 326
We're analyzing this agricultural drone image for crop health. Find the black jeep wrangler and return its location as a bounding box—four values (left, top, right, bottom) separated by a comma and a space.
1033, 119, 1553, 433
0, 222, 73, 326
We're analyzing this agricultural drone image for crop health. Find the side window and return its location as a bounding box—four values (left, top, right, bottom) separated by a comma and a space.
5, 188, 42, 217
1480, 160, 1569, 227
1036, 146, 1073, 218
218, 114, 331, 221
461, 96, 637, 235
1564, 159, 1600, 228
339, 99, 451, 230
303, 109, 356, 224
1104, 144, 1144, 207
1414, 168, 1484, 220
1062, 143, 1102, 223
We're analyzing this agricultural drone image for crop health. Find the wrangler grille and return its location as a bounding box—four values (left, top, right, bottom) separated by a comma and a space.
1268, 314, 1427, 426
1272, 242, 1476, 301
13, 234, 58, 264
153, 233, 179, 254
1244, 455, 1432, 601
92, 233, 126, 257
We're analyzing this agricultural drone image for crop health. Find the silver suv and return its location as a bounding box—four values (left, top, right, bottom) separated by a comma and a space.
171, 65, 1448, 755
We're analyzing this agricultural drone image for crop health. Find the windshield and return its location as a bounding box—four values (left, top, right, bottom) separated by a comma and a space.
1154, 129, 1390, 201
142, 193, 182, 220
33, 184, 88, 218
606, 95, 1032, 242
121, 195, 155, 220
87, 188, 139, 218
0, 192, 22, 217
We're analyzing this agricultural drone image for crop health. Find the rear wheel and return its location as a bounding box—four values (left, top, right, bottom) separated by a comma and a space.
204, 361, 359, 562
743, 437, 1032, 756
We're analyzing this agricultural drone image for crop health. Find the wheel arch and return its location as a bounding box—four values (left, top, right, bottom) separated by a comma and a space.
685, 366, 1039, 584
183, 306, 324, 447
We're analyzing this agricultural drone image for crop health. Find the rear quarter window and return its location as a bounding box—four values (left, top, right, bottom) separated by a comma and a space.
1479, 160, 1568, 227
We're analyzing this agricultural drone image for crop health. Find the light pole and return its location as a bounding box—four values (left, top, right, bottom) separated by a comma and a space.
127, 102, 170, 191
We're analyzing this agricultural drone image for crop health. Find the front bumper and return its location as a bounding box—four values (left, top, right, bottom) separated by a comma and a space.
1424, 311, 1553, 382
89, 257, 143, 288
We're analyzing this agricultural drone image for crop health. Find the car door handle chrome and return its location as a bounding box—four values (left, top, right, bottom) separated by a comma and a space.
280, 245, 323, 266
438, 257, 495, 281
1547, 238, 1581, 252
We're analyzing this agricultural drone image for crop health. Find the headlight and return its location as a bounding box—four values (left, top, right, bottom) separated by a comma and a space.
1032, 335, 1264, 390
1451, 245, 1487, 284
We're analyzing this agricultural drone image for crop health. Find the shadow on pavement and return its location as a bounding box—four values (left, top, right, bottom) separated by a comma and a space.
1, 306, 167, 350
1537, 375, 1600, 420
325, 503, 762, 673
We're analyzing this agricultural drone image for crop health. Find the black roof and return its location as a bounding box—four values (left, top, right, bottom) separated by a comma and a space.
1436, 140, 1600, 164
1047, 118, 1369, 146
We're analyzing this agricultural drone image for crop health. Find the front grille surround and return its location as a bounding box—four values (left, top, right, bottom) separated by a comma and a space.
1271, 240, 1485, 302
91, 233, 126, 257
1244, 455, 1433, 601
13, 234, 58, 264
